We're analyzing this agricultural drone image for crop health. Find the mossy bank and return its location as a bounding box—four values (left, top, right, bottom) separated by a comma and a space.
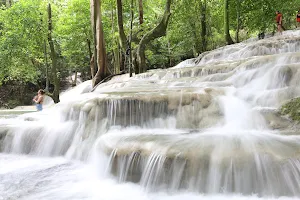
280, 97, 300, 121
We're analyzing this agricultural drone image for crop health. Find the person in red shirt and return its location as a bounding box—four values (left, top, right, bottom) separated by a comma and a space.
297, 10, 300, 28
276, 11, 283, 34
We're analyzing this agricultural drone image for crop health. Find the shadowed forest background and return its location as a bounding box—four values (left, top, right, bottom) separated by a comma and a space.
0, 0, 299, 107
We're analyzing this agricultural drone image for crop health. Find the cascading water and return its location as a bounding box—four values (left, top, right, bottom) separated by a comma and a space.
1, 31, 300, 199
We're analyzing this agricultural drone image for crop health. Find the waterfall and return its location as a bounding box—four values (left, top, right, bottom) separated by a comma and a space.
1, 30, 300, 199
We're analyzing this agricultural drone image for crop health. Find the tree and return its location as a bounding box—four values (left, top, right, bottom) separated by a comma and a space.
90, 0, 108, 87
200, 0, 207, 51
235, 0, 241, 42
0, 0, 47, 86
138, 0, 143, 25
47, 3, 60, 103
116, 0, 127, 72
224, 0, 234, 45
136, 0, 172, 73
2, 0, 300, 101
117, 0, 127, 52
56, 0, 93, 81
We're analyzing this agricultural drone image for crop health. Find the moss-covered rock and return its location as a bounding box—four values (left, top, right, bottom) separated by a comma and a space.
280, 97, 300, 121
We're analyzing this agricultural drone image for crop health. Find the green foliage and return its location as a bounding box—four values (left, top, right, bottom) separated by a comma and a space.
1, 0, 300, 88
281, 98, 300, 121
0, 0, 47, 84
7, 99, 21, 109
234, 0, 300, 33
56, 0, 92, 72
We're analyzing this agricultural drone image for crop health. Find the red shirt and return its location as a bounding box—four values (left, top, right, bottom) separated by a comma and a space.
297, 13, 300, 22
276, 13, 282, 23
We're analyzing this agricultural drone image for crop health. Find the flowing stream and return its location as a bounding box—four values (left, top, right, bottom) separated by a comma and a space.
1, 31, 300, 199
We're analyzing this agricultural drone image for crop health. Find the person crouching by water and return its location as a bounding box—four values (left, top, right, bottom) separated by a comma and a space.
33, 89, 45, 111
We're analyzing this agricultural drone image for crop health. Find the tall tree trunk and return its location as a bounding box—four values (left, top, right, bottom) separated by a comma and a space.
73, 71, 78, 86
120, 47, 125, 72
136, 0, 172, 73
47, 3, 60, 103
111, 6, 120, 74
90, 55, 95, 79
189, 4, 201, 56
129, 0, 134, 76
87, 38, 94, 78
192, 26, 201, 57
167, 40, 172, 68
235, 0, 240, 43
43, 41, 50, 92
200, 0, 207, 52
114, 45, 121, 74
117, 0, 127, 51
116, 0, 127, 73
91, 0, 108, 87
90, 0, 98, 79
224, 0, 234, 45
138, 0, 143, 25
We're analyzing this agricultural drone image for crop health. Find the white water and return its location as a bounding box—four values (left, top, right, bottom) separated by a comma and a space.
0, 154, 299, 200
1, 31, 300, 199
